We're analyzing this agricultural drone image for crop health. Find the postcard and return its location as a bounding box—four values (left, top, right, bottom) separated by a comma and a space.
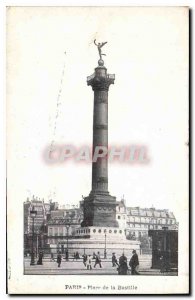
7, 6, 189, 294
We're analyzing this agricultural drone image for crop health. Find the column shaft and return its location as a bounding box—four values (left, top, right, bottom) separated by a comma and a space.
92, 90, 108, 192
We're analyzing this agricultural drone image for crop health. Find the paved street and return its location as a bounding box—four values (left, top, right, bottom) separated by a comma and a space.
24, 257, 177, 276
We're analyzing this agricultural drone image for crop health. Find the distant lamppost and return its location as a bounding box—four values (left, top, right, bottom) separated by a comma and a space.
65, 220, 71, 261
36, 230, 40, 257
30, 207, 37, 265
104, 230, 107, 259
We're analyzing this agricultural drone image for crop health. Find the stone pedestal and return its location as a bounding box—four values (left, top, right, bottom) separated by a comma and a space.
51, 226, 140, 258
81, 192, 118, 227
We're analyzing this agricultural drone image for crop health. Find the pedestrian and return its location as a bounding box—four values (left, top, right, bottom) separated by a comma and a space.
112, 253, 119, 267
86, 255, 92, 270
65, 249, 69, 261
50, 252, 55, 262
82, 254, 87, 267
94, 252, 102, 268
129, 250, 139, 275
118, 253, 128, 275
57, 252, 62, 268
37, 251, 43, 265
76, 251, 80, 260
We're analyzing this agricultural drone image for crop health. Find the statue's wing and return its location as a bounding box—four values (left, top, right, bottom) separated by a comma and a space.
94, 39, 97, 46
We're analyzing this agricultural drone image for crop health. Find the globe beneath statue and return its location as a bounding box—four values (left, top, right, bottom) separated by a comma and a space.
98, 59, 104, 66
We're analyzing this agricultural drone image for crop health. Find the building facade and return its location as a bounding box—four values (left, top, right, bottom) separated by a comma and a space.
47, 208, 83, 246
24, 196, 59, 253
24, 197, 178, 253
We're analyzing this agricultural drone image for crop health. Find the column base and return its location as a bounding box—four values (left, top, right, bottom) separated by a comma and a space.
81, 191, 119, 228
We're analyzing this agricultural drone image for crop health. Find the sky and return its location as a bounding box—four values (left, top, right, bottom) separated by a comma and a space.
7, 7, 188, 219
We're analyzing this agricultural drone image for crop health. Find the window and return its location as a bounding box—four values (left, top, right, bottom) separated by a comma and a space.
93, 229, 96, 233
109, 230, 112, 233
118, 216, 121, 219
119, 230, 122, 234
98, 229, 101, 233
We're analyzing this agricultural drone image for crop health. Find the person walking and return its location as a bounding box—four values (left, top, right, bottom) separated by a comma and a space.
94, 252, 102, 268
118, 253, 128, 275
57, 252, 62, 268
65, 249, 69, 261
37, 251, 43, 265
129, 250, 139, 275
75, 251, 80, 260
73, 252, 76, 261
50, 252, 55, 262
112, 253, 119, 267
82, 254, 87, 267
86, 255, 92, 270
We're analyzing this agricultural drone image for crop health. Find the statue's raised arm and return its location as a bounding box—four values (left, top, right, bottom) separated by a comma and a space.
100, 41, 107, 48
94, 39, 98, 47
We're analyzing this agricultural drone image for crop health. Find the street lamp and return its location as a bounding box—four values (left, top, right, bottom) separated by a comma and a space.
30, 207, 37, 266
36, 229, 40, 258
104, 230, 107, 259
65, 219, 71, 261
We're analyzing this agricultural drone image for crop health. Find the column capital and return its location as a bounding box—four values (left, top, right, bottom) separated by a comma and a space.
87, 66, 115, 91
